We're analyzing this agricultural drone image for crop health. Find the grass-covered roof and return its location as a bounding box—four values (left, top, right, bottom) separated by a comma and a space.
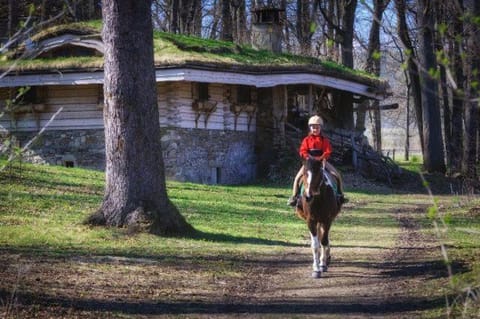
0, 21, 387, 89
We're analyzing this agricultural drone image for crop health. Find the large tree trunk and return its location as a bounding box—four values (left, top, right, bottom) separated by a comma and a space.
86, 0, 194, 236
417, 0, 446, 173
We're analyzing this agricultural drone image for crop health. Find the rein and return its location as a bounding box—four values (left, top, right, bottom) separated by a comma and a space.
303, 166, 326, 200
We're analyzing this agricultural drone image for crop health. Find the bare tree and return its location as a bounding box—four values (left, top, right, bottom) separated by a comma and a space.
86, 0, 194, 235
356, 0, 390, 152
416, 0, 445, 173
394, 0, 424, 155
317, 0, 357, 129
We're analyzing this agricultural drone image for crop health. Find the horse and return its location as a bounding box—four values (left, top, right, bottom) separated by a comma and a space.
295, 156, 342, 278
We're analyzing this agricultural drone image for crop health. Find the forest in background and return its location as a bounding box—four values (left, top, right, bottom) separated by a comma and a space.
1, 0, 479, 180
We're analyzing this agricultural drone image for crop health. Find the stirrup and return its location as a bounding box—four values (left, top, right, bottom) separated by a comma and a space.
287, 196, 298, 207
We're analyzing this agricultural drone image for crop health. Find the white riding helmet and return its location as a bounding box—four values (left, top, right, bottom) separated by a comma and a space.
308, 115, 323, 126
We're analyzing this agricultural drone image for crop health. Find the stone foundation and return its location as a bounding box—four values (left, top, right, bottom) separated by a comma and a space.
1, 128, 256, 185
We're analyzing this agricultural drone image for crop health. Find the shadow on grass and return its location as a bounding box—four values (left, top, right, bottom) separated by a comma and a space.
0, 288, 446, 316
190, 229, 302, 247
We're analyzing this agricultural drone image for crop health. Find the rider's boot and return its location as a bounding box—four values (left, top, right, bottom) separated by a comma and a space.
287, 195, 298, 207
337, 193, 349, 205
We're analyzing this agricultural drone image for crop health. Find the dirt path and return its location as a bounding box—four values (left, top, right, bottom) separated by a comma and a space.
0, 202, 449, 318
230, 205, 444, 319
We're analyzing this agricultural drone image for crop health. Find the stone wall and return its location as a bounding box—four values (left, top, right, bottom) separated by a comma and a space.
1, 129, 105, 169
161, 128, 256, 185
1, 127, 256, 185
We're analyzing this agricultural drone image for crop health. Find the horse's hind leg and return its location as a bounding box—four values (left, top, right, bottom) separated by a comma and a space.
319, 224, 331, 272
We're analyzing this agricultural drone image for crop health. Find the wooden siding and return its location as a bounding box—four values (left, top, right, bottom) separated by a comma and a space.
0, 85, 103, 132
1, 82, 256, 132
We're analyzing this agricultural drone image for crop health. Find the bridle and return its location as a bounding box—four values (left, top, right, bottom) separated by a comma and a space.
303, 157, 325, 201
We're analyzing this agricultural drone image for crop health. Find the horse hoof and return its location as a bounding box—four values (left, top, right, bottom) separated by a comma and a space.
311, 271, 322, 278
320, 265, 328, 272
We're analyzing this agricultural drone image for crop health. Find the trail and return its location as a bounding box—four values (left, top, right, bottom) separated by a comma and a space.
210, 204, 446, 318
0, 204, 448, 319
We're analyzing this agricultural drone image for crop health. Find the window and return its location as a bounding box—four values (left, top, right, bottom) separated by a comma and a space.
296, 94, 307, 112
198, 82, 209, 101
237, 86, 251, 105
11, 86, 39, 105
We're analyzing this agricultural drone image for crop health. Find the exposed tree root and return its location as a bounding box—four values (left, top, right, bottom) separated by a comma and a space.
84, 200, 195, 237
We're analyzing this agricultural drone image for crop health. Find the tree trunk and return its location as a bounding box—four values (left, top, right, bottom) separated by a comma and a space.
361, 0, 389, 151
231, 0, 247, 44
330, 0, 357, 129
296, 0, 313, 55
394, 0, 424, 155
404, 75, 410, 161
439, 63, 451, 172
435, 0, 451, 172
86, 0, 194, 236
450, 1, 464, 174
326, 0, 339, 62
170, 0, 179, 33
209, 0, 220, 39
7, 0, 20, 38
220, 0, 233, 41
417, 0, 446, 173
177, 0, 201, 35
340, 0, 357, 68
462, 0, 480, 178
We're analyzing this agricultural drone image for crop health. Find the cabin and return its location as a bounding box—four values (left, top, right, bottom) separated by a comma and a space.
0, 11, 391, 185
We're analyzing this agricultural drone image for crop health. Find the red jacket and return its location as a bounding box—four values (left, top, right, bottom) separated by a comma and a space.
299, 134, 332, 160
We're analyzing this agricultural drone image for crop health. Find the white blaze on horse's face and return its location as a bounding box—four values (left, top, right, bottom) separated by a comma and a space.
305, 169, 313, 198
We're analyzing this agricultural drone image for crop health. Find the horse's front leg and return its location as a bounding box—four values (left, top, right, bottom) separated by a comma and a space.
319, 224, 330, 272
309, 222, 321, 277
310, 232, 321, 272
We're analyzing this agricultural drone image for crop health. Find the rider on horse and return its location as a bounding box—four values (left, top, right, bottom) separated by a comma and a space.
288, 115, 348, 207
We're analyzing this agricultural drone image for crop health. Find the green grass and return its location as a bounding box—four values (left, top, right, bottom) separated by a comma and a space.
0, 160, 479, 317
0, 160, 402, 257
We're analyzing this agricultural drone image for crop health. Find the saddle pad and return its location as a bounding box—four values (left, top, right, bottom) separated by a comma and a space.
299, 171, 338, 196
324, 170, 338, 196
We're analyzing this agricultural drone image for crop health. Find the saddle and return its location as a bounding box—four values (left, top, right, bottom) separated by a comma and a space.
299, 169, 339, 198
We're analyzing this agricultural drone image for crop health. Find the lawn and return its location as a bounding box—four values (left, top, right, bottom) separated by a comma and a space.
0, 159, 479, 318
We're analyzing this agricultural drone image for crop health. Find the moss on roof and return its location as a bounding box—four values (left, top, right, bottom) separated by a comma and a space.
0, 21, 386, 88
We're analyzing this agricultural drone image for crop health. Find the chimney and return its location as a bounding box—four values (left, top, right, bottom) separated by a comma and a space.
251, 6, 284, 53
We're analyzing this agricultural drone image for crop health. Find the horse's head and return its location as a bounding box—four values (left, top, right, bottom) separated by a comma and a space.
302, 156, 325, 201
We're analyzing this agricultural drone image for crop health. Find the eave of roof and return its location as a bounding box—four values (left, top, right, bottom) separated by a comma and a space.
0, 22, 391, 100
0, 64, 389, 100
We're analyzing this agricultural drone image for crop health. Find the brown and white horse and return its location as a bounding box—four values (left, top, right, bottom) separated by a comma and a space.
295, 157, 342, 278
